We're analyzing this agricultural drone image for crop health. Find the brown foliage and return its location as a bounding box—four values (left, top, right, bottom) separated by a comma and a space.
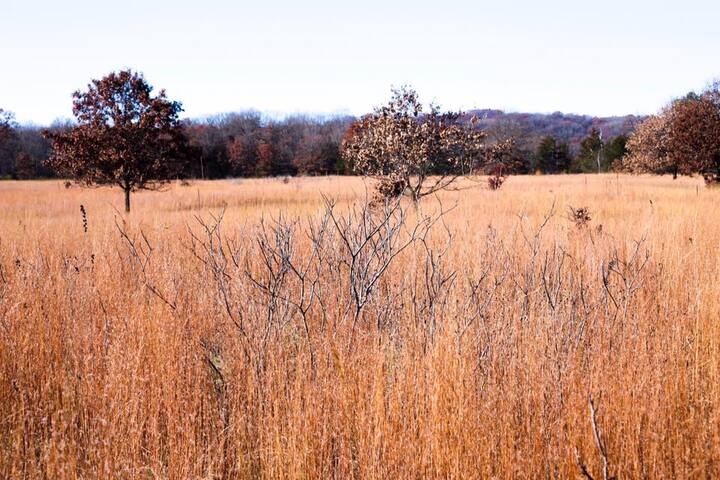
341, 87, 497, 202
487, 173, 505, 190
227, 136, 255, 176
293, 135, 340, 175
44, 70, 190, 211
668, 96, 720, 183
623, 84, 720, 183
567, 205, 592, 228
255, 140, 276, 177
13, 152, 36, 180
622, 113, 674, 175
484, 138, 526, 175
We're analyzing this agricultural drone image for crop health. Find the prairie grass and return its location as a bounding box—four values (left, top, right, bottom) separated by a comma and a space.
0, 174, 719, 479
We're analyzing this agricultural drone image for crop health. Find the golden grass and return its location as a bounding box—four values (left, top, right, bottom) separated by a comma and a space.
1, 174, 719, 478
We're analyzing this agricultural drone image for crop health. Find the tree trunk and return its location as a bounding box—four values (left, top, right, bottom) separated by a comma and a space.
408, 184, 421, 210
124, 187, 131, 213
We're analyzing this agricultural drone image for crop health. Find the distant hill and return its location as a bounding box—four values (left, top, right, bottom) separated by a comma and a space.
467, 109, 645, 153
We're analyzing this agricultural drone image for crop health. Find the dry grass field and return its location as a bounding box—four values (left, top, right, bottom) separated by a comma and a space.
1, 174, 719, 479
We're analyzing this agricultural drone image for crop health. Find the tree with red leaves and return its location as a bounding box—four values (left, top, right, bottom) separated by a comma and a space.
623, 82, 720, 184
45, 70, 190, 212
293, 134, 341, 175
255, 140, 276, 177
227, 136, 257, 176
668, 94, 720, 184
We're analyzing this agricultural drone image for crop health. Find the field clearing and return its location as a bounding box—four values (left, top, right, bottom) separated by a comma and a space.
1, 174, 719, 478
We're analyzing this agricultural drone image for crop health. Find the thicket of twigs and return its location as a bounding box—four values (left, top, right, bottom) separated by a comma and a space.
0, 175, 718, 479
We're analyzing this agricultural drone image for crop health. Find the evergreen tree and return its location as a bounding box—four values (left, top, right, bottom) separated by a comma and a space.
574, 128, 604, 173
535, 136, 571, 174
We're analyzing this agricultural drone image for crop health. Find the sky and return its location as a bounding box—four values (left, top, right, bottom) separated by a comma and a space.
1, 0, 719, 124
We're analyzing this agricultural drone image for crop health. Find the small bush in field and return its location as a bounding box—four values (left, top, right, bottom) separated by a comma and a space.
488, 174, 505, 190
568, 206, 591, 228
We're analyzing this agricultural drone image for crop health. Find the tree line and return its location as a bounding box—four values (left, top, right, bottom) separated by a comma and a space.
0, 109, 354, 181
1, 72, 639, 183
184, 112, 352, 179
2, 69, 718, 212
0, 109, 632, 181
0, 113, 632, 181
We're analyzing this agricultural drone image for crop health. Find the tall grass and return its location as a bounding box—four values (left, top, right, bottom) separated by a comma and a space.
1, 174, 718, 478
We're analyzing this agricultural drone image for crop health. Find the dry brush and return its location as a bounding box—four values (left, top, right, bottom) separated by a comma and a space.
0, 175, 719, 478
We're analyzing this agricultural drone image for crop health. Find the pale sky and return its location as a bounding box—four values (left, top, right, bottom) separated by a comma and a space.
2, 0, 718, 124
